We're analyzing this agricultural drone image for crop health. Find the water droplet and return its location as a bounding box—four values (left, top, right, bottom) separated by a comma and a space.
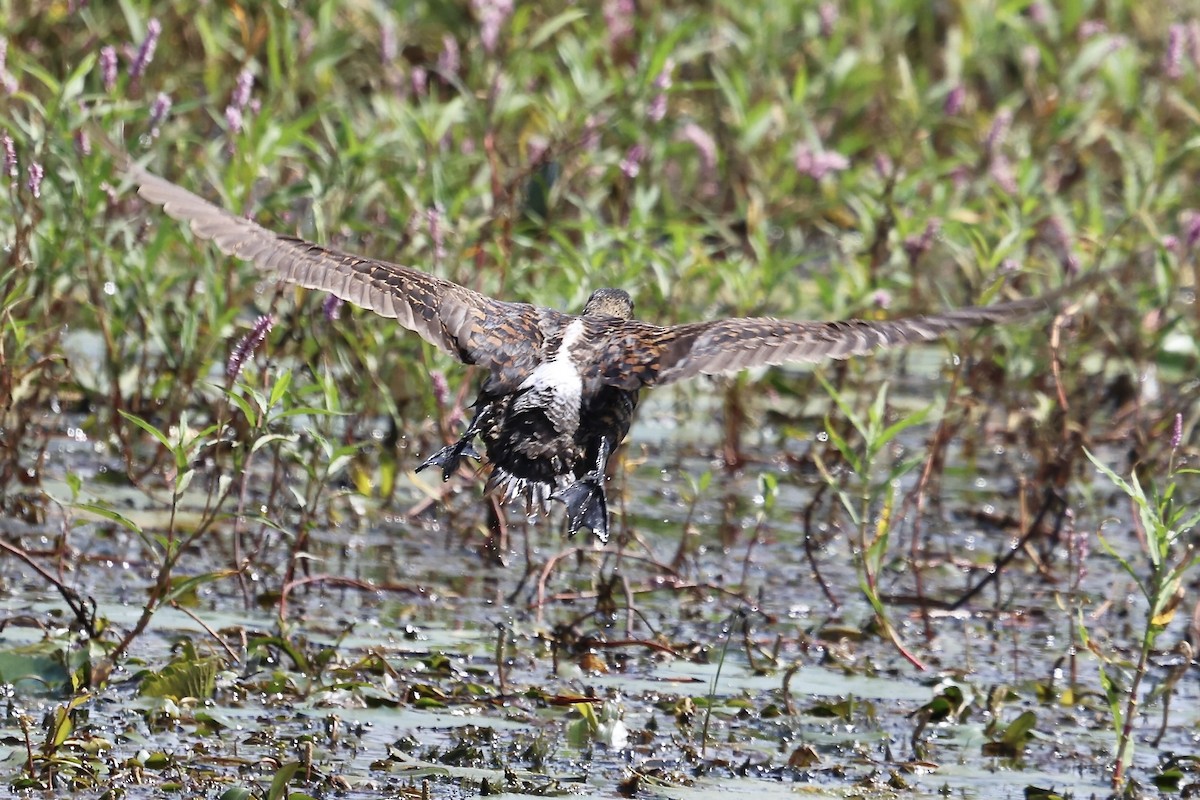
103, 280, 116, 295
816, 431, 828, 442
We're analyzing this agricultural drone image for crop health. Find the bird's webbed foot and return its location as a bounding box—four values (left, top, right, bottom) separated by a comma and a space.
416, 404, 490, 481
416, 438, 482, 481
554, 475, 610, 542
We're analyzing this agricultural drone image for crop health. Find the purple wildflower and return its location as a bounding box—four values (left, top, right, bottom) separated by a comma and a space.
2, 133, 16, 187
322, 294, 343, 322
818, 3, 838, 38
75, 128, 91, 156
1077, 20, 1107, 40
603, 0, 635, 51
100, 46, 118, 91
227, 315, 275, 380
986, 108, 1011, 154
471, 0, 513, 54
438, 34, 460, 78
1027, 2, 1049, 26
430, 370, 450, 406
874, 153, 894, 179
1068, 522, 1089, 582
410, 66, 428, 98
1165, 24, 1185, 80
381, 20, 398, 65
985, 109, 1016, 194
129, 18, 161, 82
647, 95, 667, 126
793, 143, 850, 180
1000, 258, 1020, 273
1171, 413, 1184, 449
943, 84, 965, 116
988, 154, 1017, 194
647, 59, 674, 123
232, 68, 254, 109
678, 122, 716, 174
1163, 234, 1180, 253
225, 105, 244, 136
620, 143, 646, 178
678, 122, 717, 196
148, 92, 172, 138
872, 288, 892, 309
1182, 210, 1200, 251
26, 162, 43, 199
224, 70, 254, 140
904, 218, 941, 264
427, 202, 446, 266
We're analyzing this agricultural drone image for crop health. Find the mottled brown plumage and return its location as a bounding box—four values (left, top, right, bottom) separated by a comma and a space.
129, 164, 1085, 542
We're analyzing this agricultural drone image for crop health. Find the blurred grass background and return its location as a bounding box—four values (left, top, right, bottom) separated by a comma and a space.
2, 0, 1197, 509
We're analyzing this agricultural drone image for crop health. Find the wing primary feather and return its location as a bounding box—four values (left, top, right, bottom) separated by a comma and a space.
128, 162, 546, 378
629, 271, 1107, 387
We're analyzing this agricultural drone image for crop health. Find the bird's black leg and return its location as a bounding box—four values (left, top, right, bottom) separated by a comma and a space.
554, 439, 614, 542
416, 404, 489, 481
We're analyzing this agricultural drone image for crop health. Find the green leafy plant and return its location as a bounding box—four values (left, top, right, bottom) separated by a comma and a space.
1083, 435, 1200, 790
813, 374, 934, 668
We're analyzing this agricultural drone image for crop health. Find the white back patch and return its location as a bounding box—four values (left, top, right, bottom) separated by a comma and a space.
514, 319, 585, 433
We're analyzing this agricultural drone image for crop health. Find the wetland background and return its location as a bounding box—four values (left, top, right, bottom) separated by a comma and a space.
2, 1, 1200, 797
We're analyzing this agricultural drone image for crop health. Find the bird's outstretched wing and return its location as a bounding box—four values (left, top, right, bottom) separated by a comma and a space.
129, 165, 549, 384
586, 291, 1084, 391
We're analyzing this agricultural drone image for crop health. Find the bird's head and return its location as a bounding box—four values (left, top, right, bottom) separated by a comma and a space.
582, 288, 634, 319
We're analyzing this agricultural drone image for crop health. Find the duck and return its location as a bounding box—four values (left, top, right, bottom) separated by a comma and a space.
129, 164, 1083, 544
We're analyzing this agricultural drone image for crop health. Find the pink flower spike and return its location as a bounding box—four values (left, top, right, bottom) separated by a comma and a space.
227, 315, 275, 380
26, 161, 43, 199
129, 18, 161, 81
1165, 24, 1185, 80
100, 45, 118, 91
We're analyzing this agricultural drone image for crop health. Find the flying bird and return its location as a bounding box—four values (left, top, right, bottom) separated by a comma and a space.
129, 164, 1085, 543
